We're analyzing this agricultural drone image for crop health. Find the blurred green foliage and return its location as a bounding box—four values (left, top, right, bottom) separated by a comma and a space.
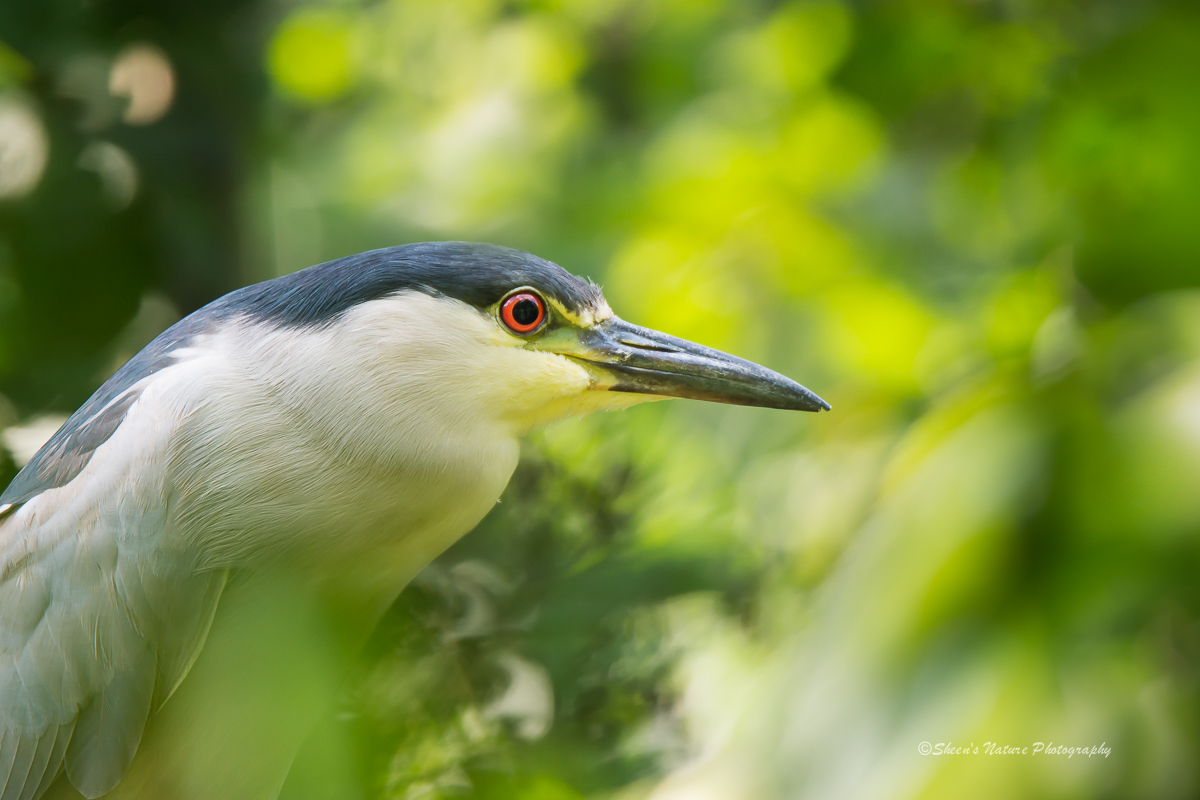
3, 0, 1200, 798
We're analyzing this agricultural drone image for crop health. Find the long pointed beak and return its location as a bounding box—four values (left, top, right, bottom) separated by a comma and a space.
548, 317, 830, 412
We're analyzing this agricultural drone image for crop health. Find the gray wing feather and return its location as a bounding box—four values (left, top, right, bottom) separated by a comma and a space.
28, 724, 71, 800
0, 734, 26, 800
0, 309, 214, 511
63, 644, 155, 799
0, 511, 227, 800
19, 723, 70, 800
1, 353, 228, 800
0, 391, 143, 511
2, 722, 71, 800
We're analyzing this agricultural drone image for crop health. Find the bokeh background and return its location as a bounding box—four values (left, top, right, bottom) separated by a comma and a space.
3, 0, 1200, 797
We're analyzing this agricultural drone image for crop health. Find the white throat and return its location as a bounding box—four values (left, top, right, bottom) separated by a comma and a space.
165, 292, 623, 591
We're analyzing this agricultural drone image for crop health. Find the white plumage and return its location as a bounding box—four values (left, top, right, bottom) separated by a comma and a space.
0, 242, 826, 800
2, 290, 626, 799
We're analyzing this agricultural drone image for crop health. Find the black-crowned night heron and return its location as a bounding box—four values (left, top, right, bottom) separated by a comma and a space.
0, 242, 827, 800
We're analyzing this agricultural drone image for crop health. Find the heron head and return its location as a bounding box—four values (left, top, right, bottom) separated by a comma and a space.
435, 245, 830, 431
235, 243, 828, 442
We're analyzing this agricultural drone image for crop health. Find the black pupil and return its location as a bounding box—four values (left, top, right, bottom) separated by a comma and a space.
512, 298, 540, 326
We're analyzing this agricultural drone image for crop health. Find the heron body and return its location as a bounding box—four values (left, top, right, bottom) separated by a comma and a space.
0, 243, 827, 800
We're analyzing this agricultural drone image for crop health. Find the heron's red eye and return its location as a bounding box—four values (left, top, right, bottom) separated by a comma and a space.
500, 292, 546, 334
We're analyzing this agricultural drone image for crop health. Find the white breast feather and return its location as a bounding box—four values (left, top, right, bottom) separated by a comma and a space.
0, 289, 611, 799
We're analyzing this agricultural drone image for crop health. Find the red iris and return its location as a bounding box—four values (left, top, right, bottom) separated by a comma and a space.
500, 292, 546, 334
